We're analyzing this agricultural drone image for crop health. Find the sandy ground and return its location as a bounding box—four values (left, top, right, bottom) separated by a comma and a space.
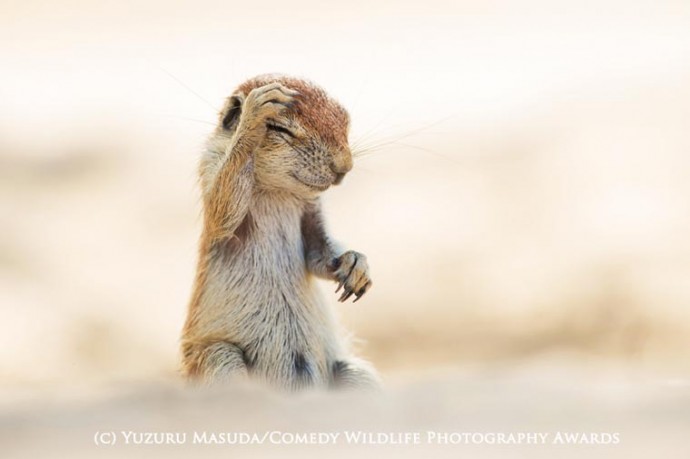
3, 359, 690, 458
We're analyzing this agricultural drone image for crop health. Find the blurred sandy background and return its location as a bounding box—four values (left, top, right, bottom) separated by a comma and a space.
1, 0, 690, 456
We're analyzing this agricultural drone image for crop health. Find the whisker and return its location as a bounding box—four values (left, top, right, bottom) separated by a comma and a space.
351, 114, 457, 159
151, 61, 219, 113
160, 114, 217, 126
281, 136, 312, 157
391, 142, 463, 165
353, 114, 455, 150
351, 107, 401, 147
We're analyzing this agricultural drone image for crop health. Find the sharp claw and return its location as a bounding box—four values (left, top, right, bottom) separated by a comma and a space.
353, 281, 371, 303
352, 287, 367, 303
339, 290, 354, 302
335, 280, 344, 293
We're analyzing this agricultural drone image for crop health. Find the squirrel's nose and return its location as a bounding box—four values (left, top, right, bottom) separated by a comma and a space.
330, 149, 353, 184
330, 161, 350, 185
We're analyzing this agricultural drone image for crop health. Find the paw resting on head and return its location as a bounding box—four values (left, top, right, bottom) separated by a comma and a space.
239, 82, 300, 135
330, 251, 372, 303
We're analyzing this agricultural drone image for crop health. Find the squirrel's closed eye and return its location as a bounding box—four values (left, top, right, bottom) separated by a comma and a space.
267, 123, 296, 138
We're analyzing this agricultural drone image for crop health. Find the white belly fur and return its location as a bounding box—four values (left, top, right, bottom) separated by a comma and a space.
193, 192, 343, 387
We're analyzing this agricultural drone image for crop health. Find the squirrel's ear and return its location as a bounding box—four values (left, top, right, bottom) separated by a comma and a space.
220, 93, 244, 130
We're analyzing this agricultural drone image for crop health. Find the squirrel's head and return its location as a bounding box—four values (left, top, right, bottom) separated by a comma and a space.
217, 74, 352, 197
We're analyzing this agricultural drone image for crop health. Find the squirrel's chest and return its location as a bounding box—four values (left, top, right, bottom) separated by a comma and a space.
244, 210, 304, 270
217, 198, 307, 283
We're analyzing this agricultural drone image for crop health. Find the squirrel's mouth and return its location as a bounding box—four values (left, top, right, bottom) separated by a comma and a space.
291, 173, 331, 192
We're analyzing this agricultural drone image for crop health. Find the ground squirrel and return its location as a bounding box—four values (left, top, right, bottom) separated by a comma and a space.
180, 74, 379, 391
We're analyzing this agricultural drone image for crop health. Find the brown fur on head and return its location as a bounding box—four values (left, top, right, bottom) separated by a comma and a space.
238, 74, 350, 148
216, 74, 353, 197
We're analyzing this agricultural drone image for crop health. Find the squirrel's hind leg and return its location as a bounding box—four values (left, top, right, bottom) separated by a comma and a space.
183, 340, 248, 385
330, 358, 382, 392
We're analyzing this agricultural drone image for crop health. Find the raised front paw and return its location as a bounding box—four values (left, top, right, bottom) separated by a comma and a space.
240, 82, 300, 134
330, 251, 372, 303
